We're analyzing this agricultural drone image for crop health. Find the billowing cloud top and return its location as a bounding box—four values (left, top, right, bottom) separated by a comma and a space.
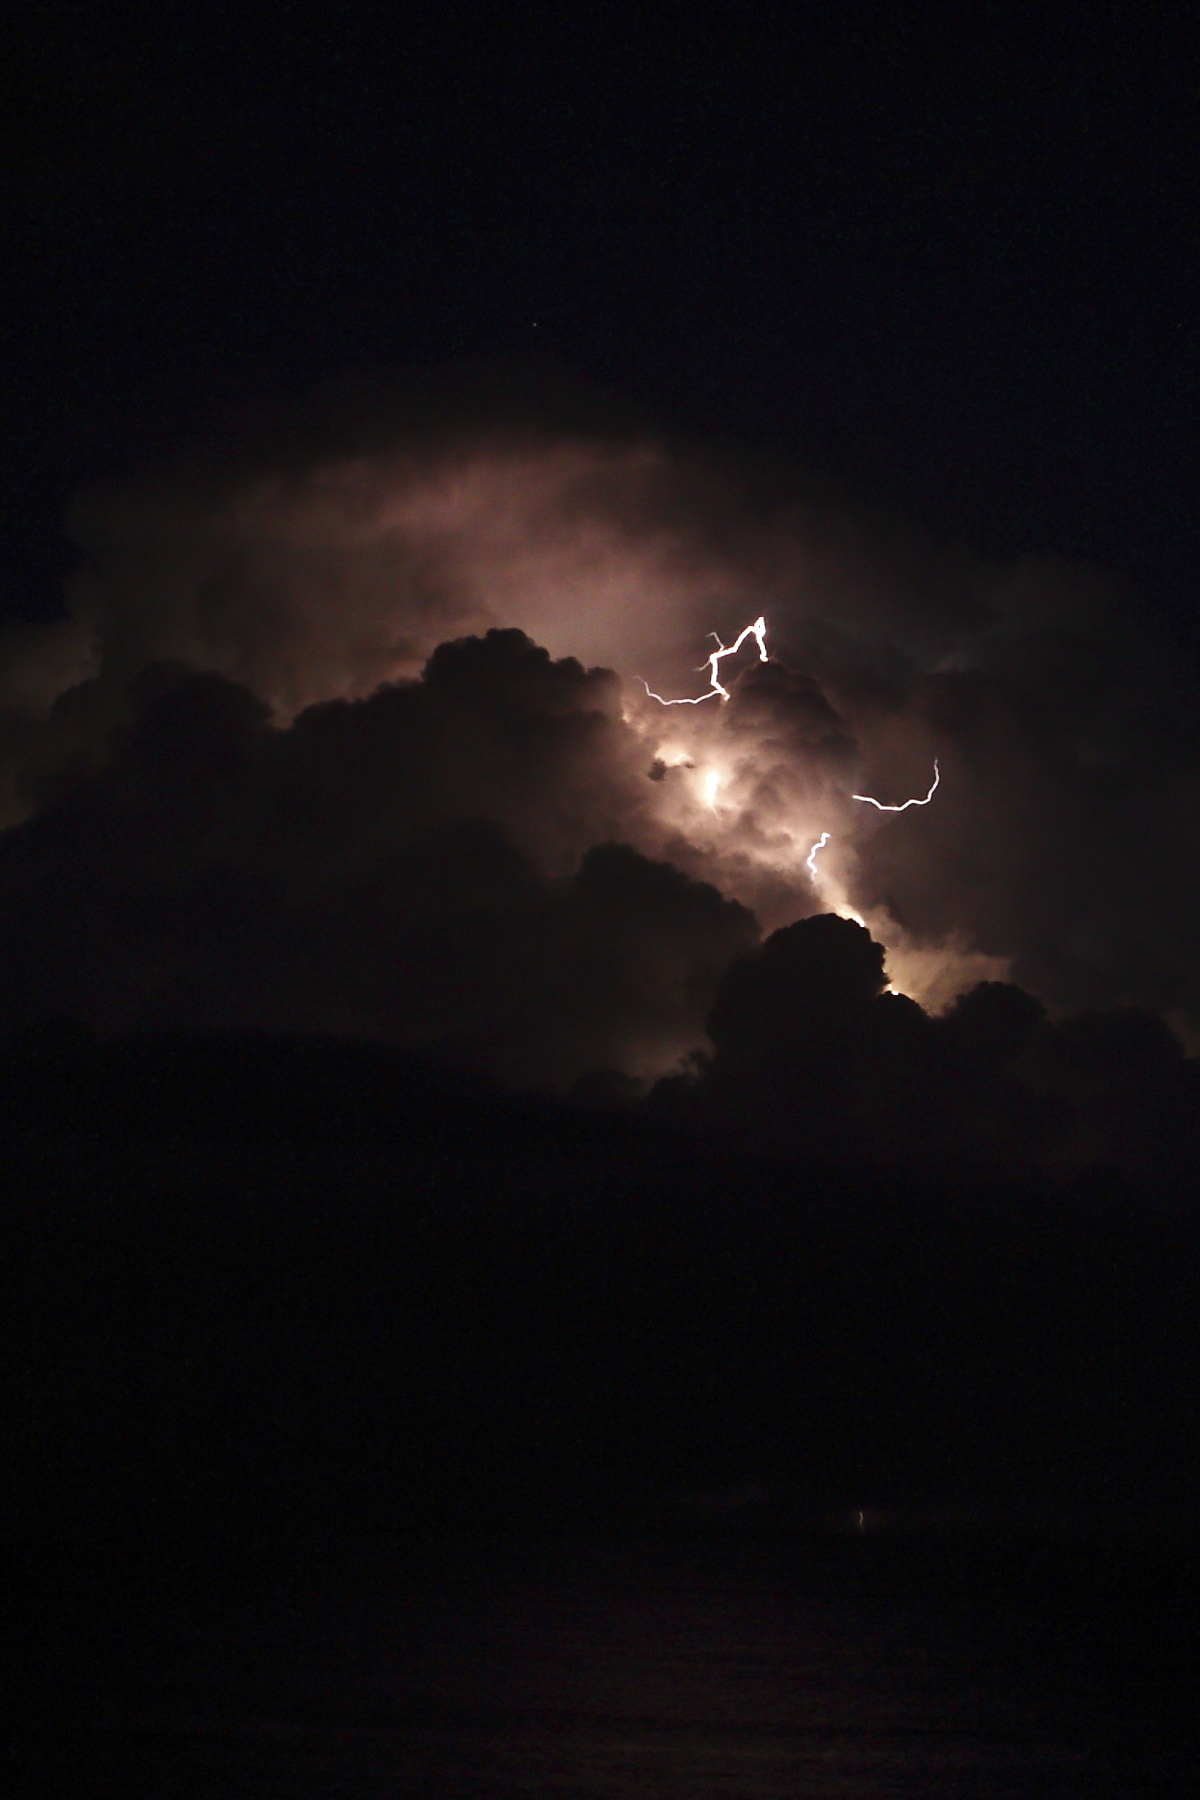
2, 368, 1198, 1089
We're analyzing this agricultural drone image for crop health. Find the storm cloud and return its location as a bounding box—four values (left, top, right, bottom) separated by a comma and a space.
2, 366, 1198, 1082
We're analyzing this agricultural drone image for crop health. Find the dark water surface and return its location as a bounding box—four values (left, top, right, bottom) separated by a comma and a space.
11, 1531, 1197, 1797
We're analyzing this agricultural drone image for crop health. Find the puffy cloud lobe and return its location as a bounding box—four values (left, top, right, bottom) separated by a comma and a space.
0, 633, 755, 1086
689, 916, 1199, 1180
698, 914, 931, 1153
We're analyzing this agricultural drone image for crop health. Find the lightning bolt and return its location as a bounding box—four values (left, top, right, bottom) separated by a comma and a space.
852, 759, 940, 811
641, 615, 768, 705
809, 762, 939, 892
641, 621, 940, 917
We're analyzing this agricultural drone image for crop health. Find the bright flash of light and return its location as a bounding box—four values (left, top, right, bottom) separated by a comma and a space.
636, 619, 962, 1007
852, 759, 940, 812
641, 615, 768, 705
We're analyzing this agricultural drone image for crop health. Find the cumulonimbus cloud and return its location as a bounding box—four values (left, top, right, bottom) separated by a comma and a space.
1, 365, 1197, 1064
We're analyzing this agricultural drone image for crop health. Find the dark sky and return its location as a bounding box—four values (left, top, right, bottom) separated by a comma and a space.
3, 3, 1197, 634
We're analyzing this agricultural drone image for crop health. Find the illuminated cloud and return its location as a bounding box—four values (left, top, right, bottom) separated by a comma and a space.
0, 365, 1197, 1063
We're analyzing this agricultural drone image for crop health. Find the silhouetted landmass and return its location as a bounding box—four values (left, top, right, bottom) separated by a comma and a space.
4, 1023, 1199, 1582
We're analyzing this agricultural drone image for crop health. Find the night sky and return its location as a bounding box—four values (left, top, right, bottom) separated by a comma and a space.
4, 5, 1197, 627
7, 2, 1200, 1719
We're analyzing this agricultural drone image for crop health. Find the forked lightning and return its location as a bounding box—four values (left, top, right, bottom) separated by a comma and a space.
640, 616, 768, 705
643, 617, 939, 880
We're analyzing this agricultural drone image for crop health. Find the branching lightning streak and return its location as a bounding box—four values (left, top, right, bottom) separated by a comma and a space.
852, 759, 940, 811
640, 620, 940, 917
641, 615, 768, 705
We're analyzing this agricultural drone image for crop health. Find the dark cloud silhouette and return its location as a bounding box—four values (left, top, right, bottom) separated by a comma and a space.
696, 914, 939, 1158
682, 915, 1200, 1181
0, 636, 755, 1086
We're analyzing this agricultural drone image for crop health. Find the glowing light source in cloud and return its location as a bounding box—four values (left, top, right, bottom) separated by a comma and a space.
633, 613, 971, 1015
